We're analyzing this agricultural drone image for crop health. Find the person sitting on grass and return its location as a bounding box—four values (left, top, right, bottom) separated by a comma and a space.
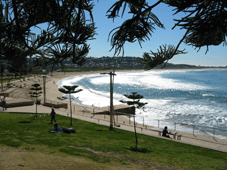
49, 124, 75, 134
162, 126, 171, 138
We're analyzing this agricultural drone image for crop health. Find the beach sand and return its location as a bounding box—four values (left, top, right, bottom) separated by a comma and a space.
43, 70, 144, 126
4, 70, 141, 127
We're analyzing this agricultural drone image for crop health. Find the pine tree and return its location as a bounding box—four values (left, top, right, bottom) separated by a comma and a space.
58, 85, 82, 126
120, 92, 147, 151
30, 83, 42, 118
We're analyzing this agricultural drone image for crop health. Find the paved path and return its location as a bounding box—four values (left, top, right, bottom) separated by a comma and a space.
2, 102, 227, 153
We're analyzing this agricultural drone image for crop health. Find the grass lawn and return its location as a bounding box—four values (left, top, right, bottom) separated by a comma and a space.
0, 112, 226, 169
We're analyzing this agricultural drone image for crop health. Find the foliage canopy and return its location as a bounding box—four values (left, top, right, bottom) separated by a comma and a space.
141, 44, 187, 69
107, 0, 227, 55
1, 0, 226, 71
0, 0, 96, 71
58, 85, 82, 126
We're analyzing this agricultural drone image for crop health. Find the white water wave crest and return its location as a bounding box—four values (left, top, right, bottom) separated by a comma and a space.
91, 71, 208, 91
202, 93, 217, 97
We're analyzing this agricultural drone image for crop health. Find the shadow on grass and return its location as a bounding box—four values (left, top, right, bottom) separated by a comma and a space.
125, 147, 152, 153
96, 129, 122, 133
96, 129, 109, 132
18, 121, 31, 123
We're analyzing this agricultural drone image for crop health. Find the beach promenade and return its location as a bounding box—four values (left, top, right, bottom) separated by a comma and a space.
1, 71, 227, 153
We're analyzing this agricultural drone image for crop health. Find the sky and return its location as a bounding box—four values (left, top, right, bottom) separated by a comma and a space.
85, 1, 227, 67
31, 1, 227, 67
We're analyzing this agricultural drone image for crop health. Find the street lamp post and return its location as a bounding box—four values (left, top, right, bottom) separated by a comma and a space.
100, 71, 116, 130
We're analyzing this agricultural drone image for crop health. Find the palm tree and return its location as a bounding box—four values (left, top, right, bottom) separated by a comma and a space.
58, 85, 82, 126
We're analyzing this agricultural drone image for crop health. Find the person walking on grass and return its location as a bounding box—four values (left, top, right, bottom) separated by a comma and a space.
51, 107, 56, 124
2, 96, 7, 111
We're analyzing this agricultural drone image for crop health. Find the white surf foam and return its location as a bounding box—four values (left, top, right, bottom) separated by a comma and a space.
57, 70, 227, 139
91, 70, 207, 91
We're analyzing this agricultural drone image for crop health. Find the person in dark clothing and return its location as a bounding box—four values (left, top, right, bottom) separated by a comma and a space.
162, 126, 170, 138
49, 124, 75, 134
2, 96, 7, 111
50, 107, 56, 124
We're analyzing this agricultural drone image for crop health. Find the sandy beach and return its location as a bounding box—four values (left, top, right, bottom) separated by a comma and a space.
5, 67, 227, 102
43, 70, 143, 125
4, 70, 141, 126
4, 68, 227, 131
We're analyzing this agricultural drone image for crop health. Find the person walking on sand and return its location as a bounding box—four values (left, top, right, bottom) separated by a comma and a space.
2, 96, 7, 111
50, 107, 56, 124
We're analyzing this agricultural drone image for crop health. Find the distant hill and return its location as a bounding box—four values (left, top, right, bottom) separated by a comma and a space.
26, 56, 227, 70
154, 62, 227, 69
154, 63, 202, 69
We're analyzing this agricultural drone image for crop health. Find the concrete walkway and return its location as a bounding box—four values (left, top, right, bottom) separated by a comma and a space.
2, 102, 227, 153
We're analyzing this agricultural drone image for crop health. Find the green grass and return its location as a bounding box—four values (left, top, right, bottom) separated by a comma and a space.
0, 112, 226, 169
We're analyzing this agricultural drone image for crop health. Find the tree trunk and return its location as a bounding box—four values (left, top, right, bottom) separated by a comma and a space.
134, 115, 138, 151
36, 95, 37, 118
1, 72, 3, 93
50, 65, 53, 76
70, 92, 72, 126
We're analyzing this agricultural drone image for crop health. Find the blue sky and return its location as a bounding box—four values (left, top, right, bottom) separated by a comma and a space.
86, 1, 227, 66
32, 1, 227, 66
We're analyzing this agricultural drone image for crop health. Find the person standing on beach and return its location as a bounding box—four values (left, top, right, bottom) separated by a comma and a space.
2, 96, 7, 111
51, 107, 56, 124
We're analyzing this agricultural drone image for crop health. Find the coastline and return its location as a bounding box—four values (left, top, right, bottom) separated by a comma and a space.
47, 69, 227, 139
3, 69, 227, 153
4, 69, 145, 126
6, 68, 227, 133
44, 69, 143, 103
49, 67, 227, 106
44, 70, 141, 125
6, 68, 227, 114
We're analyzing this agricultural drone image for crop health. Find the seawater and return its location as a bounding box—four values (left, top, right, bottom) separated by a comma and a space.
58, 69, 227, 139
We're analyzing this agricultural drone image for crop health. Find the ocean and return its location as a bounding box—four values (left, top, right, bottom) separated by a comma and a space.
58, 69, 227, 139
